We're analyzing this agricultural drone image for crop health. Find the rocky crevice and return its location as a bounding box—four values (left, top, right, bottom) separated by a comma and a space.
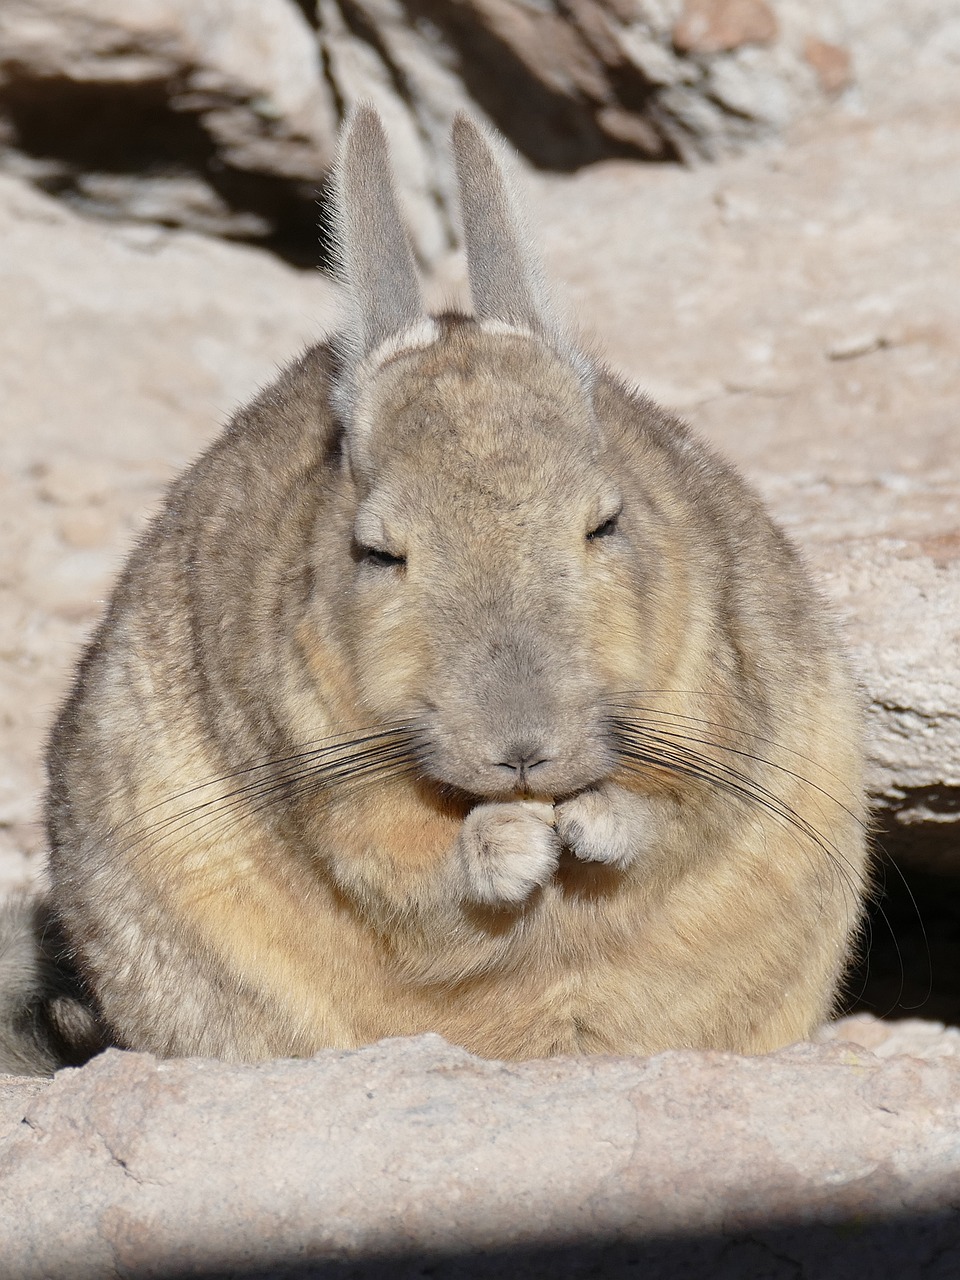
0, 73, 326, 264
0, 0, 854, 263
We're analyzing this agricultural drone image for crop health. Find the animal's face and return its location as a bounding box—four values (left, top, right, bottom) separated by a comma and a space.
337, 325, 669, 801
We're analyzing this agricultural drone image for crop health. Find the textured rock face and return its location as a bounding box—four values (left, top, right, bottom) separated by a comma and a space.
0, 0, 336, 257
0, 0, 872, 263
0, 1022, 958, 1278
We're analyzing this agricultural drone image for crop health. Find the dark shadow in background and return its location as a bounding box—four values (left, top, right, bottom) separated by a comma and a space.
378, 1, 670, 170
41, 1211, 960, 1280
0, 77, 329, 268
843, 807, 960, 1027
0, 11, 678, 272
291, 0, 672, 171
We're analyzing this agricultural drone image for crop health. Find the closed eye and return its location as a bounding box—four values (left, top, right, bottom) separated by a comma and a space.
586, 510, 621, 541
359, 546, 407, 568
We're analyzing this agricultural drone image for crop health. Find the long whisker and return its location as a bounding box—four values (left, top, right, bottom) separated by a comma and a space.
114, 729, 424, 865
612, 716, 869, 914
612, 715, 865, 829
181, 751, 423, 864
605, 700, 862, 804
612, 738, 865, 951
613, 732, 850, 875
609, 706, 923, 1016
115, 721, 417, 833
606, 688, 864, 755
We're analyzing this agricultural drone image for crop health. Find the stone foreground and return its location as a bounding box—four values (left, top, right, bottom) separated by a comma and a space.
0, 1017, 957, 1278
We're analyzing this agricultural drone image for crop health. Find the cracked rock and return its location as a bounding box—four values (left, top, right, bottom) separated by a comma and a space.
0, 1023, 959, 1277
0, 0, 862, 263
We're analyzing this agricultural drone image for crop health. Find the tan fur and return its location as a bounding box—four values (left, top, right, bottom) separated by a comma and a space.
40, 108, 868, 1067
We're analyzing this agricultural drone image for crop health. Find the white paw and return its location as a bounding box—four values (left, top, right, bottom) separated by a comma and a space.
457, 801, 559, 905
555, 785, 654, 869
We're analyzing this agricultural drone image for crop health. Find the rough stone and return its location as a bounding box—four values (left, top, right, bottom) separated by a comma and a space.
802, 35, 853, 95
0, 0, 907, 264
673, 0, 779, 55
0, 1023, 958, 1277
0, 0, 337, 254
817, 1013, 960, 1059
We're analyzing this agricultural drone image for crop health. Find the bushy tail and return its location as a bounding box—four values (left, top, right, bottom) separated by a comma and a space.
0, 895, 107, 1076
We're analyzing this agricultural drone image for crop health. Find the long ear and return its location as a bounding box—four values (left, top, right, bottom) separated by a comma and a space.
451, 113, 553, 331
333, 104, 426, 359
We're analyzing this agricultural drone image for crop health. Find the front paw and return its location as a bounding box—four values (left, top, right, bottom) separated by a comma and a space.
555, 784, 654, 869
457, 801, 559, 906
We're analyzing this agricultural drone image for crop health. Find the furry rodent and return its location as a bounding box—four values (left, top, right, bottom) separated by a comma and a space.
29, 109, 867, 1069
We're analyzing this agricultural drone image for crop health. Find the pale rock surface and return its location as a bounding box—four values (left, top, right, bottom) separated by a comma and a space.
818, 1012, 960, 1059
0, 0, 932, 263
0, 0, 336, 246
0, 1019, 958, 1277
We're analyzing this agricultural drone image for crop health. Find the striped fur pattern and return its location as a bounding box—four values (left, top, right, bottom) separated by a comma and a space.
19, 107, 868, 1070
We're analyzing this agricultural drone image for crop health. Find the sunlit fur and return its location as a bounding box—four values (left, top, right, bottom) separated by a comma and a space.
39, 109, 868, 1066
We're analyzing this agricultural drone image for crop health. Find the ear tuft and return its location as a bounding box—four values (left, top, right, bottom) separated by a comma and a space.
451, 113, 553, 332
333, 103, 426, 364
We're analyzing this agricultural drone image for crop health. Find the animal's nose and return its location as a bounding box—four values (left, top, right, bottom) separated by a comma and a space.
495, 743, 554, 787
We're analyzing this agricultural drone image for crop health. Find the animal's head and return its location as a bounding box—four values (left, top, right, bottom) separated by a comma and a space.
325, 107, 674, 802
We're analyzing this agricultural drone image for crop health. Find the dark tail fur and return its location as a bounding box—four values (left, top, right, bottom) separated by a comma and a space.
0, 895, 107, 1076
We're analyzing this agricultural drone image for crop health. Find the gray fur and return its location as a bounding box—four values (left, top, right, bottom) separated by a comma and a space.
334, 105, 425, 363
452, 112, 553, 331
0, 896, 105, 1076
32, 110, 867, 1064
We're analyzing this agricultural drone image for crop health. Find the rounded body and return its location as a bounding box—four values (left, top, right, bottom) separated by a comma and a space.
46, 325, 867, 1062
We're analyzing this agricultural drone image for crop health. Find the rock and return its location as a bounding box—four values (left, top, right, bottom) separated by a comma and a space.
31, 457, 109, 507
0, 0, 900, 263
55, 511, 112, 551
803, 35, 854, 95
818, 1013, 960, 1059
672, 0, 779, 55
0, 1026, 959, 1277
825, 331, 889, 361
0, 0, 337, 258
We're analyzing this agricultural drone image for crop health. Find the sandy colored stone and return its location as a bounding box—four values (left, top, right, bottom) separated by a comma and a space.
818, 1013, 960, 1059
673, 0, 779, 54
2, 0, 921, 266
55, 510, 112, 551
803, 35, 854, 95
0, 0, 336, 175
0, 1025, 958, 1277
